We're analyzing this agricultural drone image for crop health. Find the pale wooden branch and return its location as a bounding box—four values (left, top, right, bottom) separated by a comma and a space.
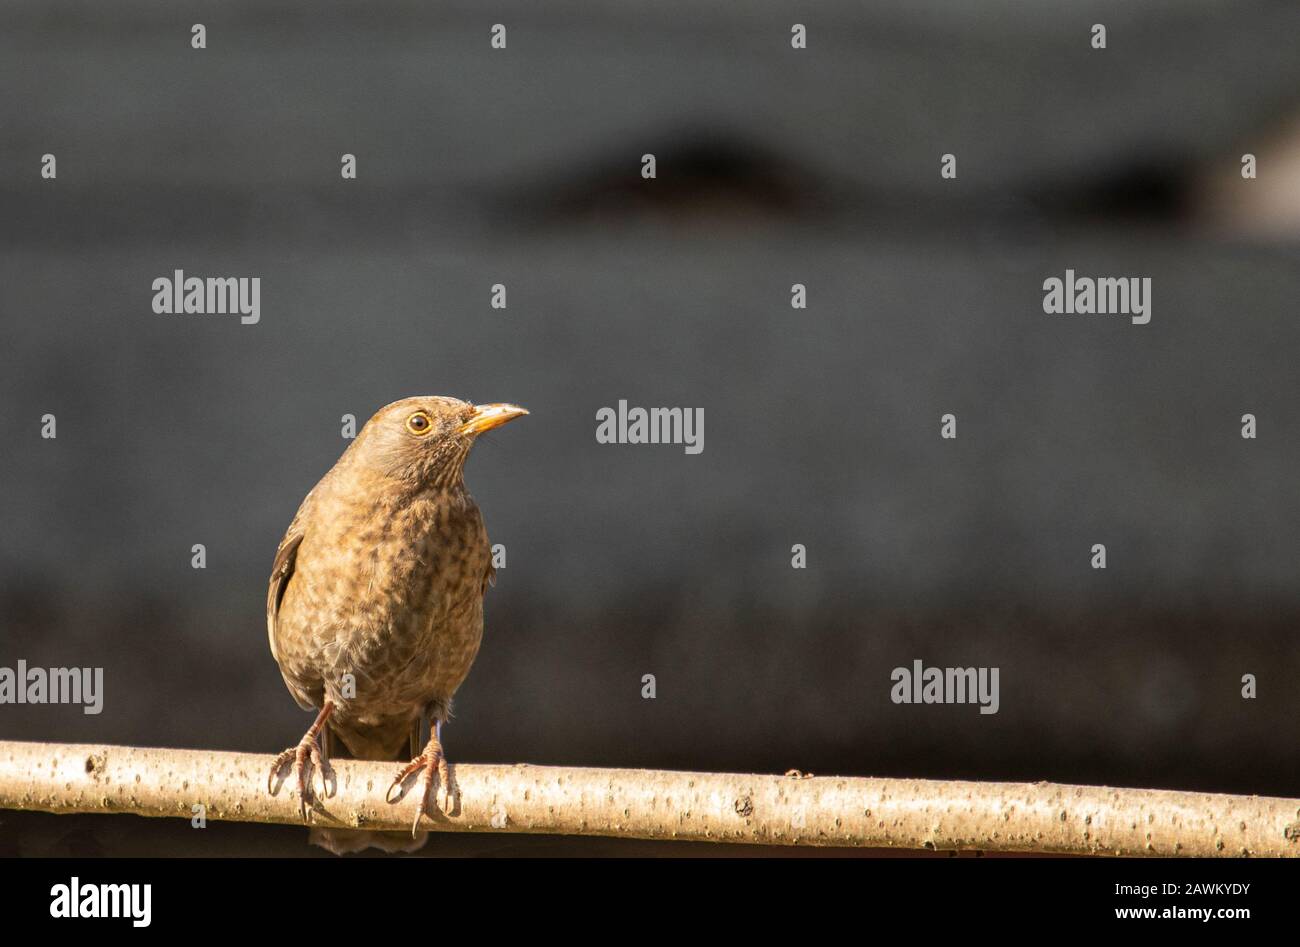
0, 740, 1297, 856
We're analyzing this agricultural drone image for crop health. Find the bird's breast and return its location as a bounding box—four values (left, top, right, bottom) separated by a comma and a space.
278, 489, 490, 707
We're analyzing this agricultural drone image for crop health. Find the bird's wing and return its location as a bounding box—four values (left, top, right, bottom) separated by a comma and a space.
266, 529, 304, 665
267, 481, 326, 663
481, 560, 496, 597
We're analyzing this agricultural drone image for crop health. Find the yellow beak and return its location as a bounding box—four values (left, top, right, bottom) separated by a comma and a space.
458, 403, 529, 436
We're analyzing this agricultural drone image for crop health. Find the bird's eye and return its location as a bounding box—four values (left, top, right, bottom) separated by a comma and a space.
406, 412, 432, 435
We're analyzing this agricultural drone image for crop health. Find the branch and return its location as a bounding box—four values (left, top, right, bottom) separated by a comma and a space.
0, 740, 1296, 856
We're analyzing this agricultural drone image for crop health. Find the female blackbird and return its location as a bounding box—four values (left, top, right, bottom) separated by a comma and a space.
266, 396, 527, 851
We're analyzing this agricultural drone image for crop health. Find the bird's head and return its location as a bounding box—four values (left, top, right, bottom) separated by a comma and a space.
347, 395, 528, 489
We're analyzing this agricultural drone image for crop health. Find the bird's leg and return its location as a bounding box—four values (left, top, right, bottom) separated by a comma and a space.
386, 719, 458, 835
321, 725, 338, 798
267, 700, 335, 821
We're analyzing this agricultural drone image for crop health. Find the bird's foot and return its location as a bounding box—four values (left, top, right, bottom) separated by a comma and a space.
267, 738, 332, 820
386, 733, 457, 835
267, 702, 335, 821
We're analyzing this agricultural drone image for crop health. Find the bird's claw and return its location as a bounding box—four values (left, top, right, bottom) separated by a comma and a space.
268, 734, 333, 821
387, 742, 457, 836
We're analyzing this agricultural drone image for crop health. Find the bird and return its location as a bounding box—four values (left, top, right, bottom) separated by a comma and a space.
265, 395, 527, 853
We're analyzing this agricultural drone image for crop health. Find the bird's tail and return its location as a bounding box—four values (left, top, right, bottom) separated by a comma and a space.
308, 722, 430, 855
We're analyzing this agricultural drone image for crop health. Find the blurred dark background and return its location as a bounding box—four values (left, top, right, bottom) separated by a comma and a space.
3, 1, 1300, 855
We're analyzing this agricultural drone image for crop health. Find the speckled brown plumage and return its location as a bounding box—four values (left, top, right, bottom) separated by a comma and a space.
266, 395, 526, 852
